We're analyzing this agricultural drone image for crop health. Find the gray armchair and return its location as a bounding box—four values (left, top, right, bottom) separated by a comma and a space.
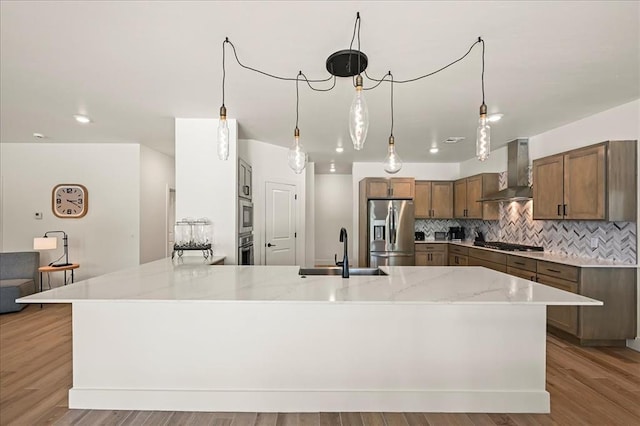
0, 252, 39, 313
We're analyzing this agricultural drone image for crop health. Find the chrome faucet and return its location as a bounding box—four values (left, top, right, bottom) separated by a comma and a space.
334, 227, 349, 278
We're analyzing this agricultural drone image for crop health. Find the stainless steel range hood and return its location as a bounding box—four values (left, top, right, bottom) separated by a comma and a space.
479, 138, 533, 202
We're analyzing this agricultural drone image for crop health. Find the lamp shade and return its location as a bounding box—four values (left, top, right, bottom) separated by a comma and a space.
34, 237, 57, 250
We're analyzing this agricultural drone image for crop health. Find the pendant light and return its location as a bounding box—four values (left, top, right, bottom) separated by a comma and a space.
383, 72, 402, 174
217, 38, 230, 161
350, 74, 369, 150
476, 38, 490, 162
347, 13, 368, 150
288, 72, 307, 174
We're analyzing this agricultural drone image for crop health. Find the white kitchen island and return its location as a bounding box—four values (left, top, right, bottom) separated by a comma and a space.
18, 259, 601, 413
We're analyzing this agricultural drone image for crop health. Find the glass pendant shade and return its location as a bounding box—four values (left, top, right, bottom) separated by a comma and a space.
476, 103, 490, 161
383, 136, 402, 174
217, 106, 229, 161
288, 128, 307, 174
349, 76, 369, 150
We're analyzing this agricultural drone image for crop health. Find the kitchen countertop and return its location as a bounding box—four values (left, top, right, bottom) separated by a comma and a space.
18, 258, 600, 306
415, 240, 636, 268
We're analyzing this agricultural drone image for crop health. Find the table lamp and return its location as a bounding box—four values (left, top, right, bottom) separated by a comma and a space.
33, 231, 71, 267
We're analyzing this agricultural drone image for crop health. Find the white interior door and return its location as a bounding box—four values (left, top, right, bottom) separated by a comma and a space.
265, 182, 296, 265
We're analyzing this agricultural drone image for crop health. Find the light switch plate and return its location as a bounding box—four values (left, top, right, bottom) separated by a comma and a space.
590, 238, 598, 249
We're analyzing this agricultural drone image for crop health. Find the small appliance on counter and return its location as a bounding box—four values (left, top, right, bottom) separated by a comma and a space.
448, 226, 465, 241
434, 231, 447, 241
415, 231, 425, 241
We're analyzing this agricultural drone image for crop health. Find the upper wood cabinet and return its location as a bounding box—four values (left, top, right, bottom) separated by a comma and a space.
362, 178, 415, 199
533, 141, 637, 221
415, 181, 453, 219
453, 173, 499, 220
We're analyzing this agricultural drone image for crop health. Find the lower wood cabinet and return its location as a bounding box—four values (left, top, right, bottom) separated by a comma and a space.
536, 273, 579, 335
468, 256, 507, 273
448, 254, 468, 266
506, 266, 537, 281
415, 243, 447, 266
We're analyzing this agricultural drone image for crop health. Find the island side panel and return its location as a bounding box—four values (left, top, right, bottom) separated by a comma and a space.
70, 301, 549, 413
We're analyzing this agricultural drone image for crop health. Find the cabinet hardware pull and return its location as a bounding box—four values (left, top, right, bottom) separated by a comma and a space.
514, 261, 525, 266
530, 276, 536, 281
547, 268, 561, 273
563, 204, 567, 216
267, 243, 276, 247
557, 204, 562, 216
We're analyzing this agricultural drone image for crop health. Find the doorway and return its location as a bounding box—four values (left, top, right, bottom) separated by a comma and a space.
265, 182, 296, 265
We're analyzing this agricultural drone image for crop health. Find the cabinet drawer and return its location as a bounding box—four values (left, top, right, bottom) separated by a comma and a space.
537, 261, 579, 282
449, 245, 468, 256
468, 248, 507, 265
506, 255, 537, 273
448, 254, 468, 266
506, 266, 537, 281
468, 257, 507, 273
415, 243, 446, 253
537, 274, 578, 293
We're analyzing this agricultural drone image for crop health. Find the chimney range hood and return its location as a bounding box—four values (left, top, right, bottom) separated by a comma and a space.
479, 138, 533, 202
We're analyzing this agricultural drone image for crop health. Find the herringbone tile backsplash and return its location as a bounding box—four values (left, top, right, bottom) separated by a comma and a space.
415, 172, 637, 264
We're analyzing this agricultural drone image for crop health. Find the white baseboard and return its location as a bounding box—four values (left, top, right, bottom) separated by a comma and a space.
627, 338, 640, 352
69, 389, 550, 413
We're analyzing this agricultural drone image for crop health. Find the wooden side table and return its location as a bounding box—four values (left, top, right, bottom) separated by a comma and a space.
38, 263, 80, 292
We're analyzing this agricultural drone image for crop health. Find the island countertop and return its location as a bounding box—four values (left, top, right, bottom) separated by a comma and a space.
19, 258, 601, 306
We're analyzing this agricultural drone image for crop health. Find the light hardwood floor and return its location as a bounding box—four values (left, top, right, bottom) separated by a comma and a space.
1, 304, 639, 425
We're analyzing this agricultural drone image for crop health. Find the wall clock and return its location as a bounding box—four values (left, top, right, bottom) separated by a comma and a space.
52, 184, 88, 218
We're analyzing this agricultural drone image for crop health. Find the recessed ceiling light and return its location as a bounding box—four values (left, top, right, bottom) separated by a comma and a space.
444, 137, 465, 144
74, 114, 92, 124
429, 147, 439, 154
335, 147, 344, 153
487, 113, 504, 122
33, 133, 45, 139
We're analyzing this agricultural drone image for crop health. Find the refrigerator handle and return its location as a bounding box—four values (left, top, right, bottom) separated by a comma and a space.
389, 206, 397, 245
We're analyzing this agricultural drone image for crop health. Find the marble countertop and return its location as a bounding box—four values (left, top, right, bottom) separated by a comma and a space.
18, 258, 601, 306
415, 240, 636, 268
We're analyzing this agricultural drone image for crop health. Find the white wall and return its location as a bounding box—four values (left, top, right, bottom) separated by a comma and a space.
315, 174, 354, 266
305, 163, 315, 267
239, 139, 306, 266
0, 143, 141, 286
351, 162, 460, 266
459, 146, 508, 177
175, 118, 238, 264
139, 145, 175, 264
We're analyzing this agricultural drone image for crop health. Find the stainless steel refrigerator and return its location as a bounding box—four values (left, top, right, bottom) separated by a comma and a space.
368, 199, 415, 267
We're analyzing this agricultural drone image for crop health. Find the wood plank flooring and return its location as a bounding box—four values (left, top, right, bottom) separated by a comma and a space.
1, 304, 638, 425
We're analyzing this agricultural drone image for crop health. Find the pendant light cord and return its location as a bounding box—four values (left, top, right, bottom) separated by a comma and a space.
389, 71, 394, 137
481, 37, 485, 105
295, 71, 300, 130
364, 37, 482, 85
222, 38, 227, 107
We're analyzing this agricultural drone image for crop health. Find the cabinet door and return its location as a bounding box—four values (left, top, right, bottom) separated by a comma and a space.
415, 252, 428, 266
431, 181, 454, 218
448, 254, 468, 266
537, 274, 579, 335
367, 179, 389, 198
453, 179, 467, 218
533, 154, 564, 219
429, 252, 447, 266
390, 178, 415, 198
465, 175, 483, 219
414, 181, 432, 218
564, 144, 606, 220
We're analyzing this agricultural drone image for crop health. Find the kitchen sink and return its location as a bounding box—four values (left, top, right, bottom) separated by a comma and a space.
298, 267, 388, 276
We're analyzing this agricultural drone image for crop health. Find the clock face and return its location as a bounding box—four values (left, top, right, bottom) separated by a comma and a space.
52, 184, 88, 218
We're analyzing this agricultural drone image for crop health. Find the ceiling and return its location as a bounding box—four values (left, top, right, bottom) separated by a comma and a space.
1, 1, 638, 174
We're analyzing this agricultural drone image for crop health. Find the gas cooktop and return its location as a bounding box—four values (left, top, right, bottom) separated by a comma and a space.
473, 241, 544, 252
